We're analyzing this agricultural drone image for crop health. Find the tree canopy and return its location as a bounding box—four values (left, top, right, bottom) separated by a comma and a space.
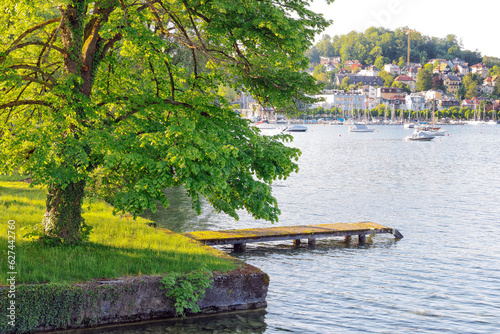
0, 0, 331, 242
306, 27, 483, 66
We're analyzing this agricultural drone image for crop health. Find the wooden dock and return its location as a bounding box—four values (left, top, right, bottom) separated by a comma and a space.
184, 222, 403, 252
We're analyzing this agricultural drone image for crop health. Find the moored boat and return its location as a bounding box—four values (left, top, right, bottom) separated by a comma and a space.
283, 125, 308, 132
403, 131, 435, 141
349, 123, 375, 132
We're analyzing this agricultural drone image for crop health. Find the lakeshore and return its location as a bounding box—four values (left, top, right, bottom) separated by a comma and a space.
0, 180, 268, 333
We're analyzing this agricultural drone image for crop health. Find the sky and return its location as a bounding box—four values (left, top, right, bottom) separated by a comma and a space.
309, 0, 499, 58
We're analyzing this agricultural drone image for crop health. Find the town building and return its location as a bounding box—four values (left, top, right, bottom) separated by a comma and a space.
394, 75, 416, 92
402, 66, 420, 80
455, 63, 470, 75
377, 87, 405, 99
442, 75, 462, 95
425, 89, 444, 101
481, 75, 499, 95
383, 63, 401, 76
335, 74, 383, 87
358, 66, 380, 77
471, 63, 489, 79
314, 92, 365, 112
433, 63, 452, 75
405, 93, 426, 111
438, 99, 460, 110
320, 56, 341, 66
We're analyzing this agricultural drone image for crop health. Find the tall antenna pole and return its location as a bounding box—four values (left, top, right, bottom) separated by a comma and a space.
405, 29, 417, 66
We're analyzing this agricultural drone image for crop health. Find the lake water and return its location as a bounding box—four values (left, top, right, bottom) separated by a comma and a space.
81, 124, 500, 333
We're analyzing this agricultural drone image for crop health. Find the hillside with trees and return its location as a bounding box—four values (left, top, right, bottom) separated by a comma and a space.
306, 27, 483, 66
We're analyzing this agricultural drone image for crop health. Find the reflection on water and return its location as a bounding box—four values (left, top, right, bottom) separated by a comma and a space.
77, 125, 500, 333
61, 310, 267, 334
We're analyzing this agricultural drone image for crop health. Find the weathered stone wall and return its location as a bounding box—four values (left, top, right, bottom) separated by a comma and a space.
0, 264, 269, 333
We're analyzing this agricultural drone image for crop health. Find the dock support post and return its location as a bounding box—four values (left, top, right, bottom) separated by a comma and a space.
358, 234, 366, 244
293, 239, 301, 246
233, 243, 246, 252
344, 236, 352, 243
393, 229, 404, 239
308, 238, 316, 247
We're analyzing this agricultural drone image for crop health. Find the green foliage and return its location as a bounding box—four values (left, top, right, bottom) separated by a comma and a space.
463, 73, 483, 99
0, 283, 85, 334
379, 70, 394, 87
374, 56, 390, 70
160, 267, 213, 317
308, 27, 483, 66
456, 84, 467, 100
340, 77, 351, 91
417, 66, 433, 91
392, 81, 410, 94
0, 0, 330, 241
312, 64, 328, 82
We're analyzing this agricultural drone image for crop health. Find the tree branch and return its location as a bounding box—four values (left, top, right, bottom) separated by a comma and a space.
0, 100, 52, 110
8, 65, 58, 85
8, 17, 61, 49
148, 61, 160, 97
6, 41, 68, 58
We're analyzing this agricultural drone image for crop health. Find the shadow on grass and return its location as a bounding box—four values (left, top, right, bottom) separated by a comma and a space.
0, 238, 236, 285
0, 184, 46, 199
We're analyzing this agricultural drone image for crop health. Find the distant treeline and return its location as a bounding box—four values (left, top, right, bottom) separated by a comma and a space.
306, 27, 495, 67
309, 105, 498, 121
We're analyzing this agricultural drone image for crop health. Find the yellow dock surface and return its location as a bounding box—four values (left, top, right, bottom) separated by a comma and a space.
184, 222, 401, 248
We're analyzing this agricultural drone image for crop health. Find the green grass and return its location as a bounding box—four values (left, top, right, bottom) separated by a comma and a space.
0, 180, 237, 284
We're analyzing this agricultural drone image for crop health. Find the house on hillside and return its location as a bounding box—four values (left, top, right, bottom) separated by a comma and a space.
433, 63, 452, 75
442, 75, 462, 95
455, 63, 470, 75
383, 63, 401, 76
481, 75, 499, 95
358, 65, 380, 76
402, 66, 420, 80
394, 75, 416, 92
320, 56, 341, 66
428, 58, 448, 65
471, 63, 489, 79
448, 58, 467, 68
335, 74, 383, 87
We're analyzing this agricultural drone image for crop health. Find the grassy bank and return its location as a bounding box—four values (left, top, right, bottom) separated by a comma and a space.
0, 178, 236, 285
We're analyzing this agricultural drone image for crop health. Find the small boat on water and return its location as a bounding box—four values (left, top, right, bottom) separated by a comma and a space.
415, 125, 446, 136
403, 131, 435, 141
403, 122, 415, 129
282, 125, 308, 132
349, 123, 375, 132
253, 119, 276, 130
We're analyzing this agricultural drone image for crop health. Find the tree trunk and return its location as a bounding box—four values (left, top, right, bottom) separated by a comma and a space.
42, 180, 87, 243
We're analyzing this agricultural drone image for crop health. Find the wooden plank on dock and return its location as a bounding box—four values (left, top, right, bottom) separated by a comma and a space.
183, 222, 401, 247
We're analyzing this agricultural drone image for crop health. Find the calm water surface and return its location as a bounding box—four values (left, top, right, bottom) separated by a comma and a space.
83, 124, 500, 333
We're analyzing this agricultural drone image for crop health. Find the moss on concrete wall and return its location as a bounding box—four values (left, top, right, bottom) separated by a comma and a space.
0, 264, 268, 334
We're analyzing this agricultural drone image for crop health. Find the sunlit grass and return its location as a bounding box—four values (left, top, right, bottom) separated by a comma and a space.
0, 181, 236, 284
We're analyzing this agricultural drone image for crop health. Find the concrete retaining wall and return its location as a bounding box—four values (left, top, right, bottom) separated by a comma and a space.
0, 264, 269, 333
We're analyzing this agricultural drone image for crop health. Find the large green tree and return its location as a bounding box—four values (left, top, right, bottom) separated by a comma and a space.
416, 64, 433, 91
0, 0, 330, 243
